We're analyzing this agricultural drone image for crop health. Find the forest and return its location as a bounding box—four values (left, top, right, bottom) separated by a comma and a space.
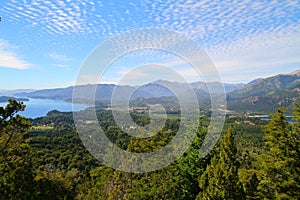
0, 99, 299, 199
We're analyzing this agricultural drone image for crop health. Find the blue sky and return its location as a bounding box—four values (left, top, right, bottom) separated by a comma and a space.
0, 0, 299, 89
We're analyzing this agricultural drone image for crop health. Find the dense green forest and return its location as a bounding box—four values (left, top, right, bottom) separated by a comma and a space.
0, 99, 299, 199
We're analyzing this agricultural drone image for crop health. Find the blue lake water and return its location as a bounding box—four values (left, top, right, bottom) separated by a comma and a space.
0, 98, 90, 119
249, 115, 294, 123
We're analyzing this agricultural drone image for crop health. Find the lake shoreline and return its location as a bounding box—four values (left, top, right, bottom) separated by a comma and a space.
0, 97, 90, 119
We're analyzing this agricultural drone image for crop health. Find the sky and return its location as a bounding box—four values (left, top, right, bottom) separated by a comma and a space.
0, 0, 299, 89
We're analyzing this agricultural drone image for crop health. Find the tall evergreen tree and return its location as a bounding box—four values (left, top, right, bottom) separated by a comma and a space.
257, 106, 300, 199
244, 173, 260, 200
177, 115, 209, 199
197, 125, 245, 199
0, 99, 34, 199
0, 100, 75, 200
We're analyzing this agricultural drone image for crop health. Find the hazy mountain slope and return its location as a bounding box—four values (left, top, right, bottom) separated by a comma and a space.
0, 96, 29, 103
227, 73, 300, 101
133, 83, 175, 98
17, 86, 73, 100
227, 70, 300, 113
0, 89, 35, 96
17, 84, 135, 100
16, 81, 208, 100
191, 81, 245, 93
14, 69, 300, 114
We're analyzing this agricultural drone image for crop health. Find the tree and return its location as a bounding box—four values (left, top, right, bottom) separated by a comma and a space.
0, 99, 31, 157
244, 173, 260, 200
257, 105, 300, 199
0, 99, 33, 199
34, 168, 79, 200
197, 125, 245, 199
176, 115, 210, 199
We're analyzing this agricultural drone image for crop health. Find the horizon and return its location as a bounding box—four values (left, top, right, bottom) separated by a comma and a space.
1, 1, 300, 90
1, 68, 299, 91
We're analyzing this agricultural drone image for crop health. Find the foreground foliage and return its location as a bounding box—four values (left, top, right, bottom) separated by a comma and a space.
0, 99, 299, 199
197, 125, 245, 199
256, 106, 300, 199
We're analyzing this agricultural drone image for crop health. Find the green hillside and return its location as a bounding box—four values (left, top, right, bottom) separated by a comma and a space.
227, 70, 300, 113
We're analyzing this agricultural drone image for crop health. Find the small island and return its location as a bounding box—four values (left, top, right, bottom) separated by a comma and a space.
0, 96, 29, 103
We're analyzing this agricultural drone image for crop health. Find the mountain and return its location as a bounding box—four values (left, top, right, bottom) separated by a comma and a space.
16, 83, 180, 101
17, 84, 135, 101
0, 89, 35, 96
286, 69, 300, 76
17, 86, 74, 100
17, 80, 241, 101
15, 81, 196, 100
143, 81, 211, 107
133, 83, 175, 98
227, 74, 299, 100
0, 96, 29, 103
191, 81, 245, 93
15, 69, 300, 114
227, 69, 300, 113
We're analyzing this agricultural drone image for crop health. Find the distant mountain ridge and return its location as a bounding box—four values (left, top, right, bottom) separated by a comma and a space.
285, 69, 300, 76
227, 69, 300, 113
191, 81, 245, 93
16, 80, 244, 101
11, 68, 300, 114
0, 89, 35, 96
0, 96, 29, 103
228, 73, 300, 100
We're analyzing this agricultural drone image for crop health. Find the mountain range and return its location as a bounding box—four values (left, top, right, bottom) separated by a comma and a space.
0, 89, 35, 96
227, 69, 300, 113
8, 69, 300, 114
15, 81, 243, 101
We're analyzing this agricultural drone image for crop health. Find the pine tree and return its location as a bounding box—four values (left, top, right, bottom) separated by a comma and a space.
197, 125, 245, 199
0, 99, 34, 199
244, 173, 260, 200
257, 106, 300, 199
177, 115, 209, 199
108, 170, 130, 200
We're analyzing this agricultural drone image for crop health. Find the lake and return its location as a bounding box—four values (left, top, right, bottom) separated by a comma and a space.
249, 115, 294, 123
0, 98, 90, 119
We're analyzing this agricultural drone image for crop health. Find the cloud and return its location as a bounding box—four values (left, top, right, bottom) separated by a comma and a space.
2, 0, 94, 35
0, 40, 31, 69
48, 52, 72, 62
209, 28, 300, 82
2, 0, 298, 83
52, 64, 68, 68
143, 0, 299, 82
2, 0, 299, 48
149, 0, 300, 46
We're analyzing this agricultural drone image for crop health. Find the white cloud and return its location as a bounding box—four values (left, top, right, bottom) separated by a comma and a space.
48, 52, 72, 62
2, 0, 299, 42
2, 0, 99, 35
149, 0, 300, 48
52, 64, 68, 68
1, 0, 298, 83
209, 28, 300, 82
0, 40, 31, 69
